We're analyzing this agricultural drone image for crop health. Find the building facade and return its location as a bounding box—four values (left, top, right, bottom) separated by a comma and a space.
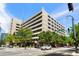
22, 9, 66, 40
10, 18, 22, 35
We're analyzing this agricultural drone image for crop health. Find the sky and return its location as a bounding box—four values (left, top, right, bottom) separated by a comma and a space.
0, 3, 79, 34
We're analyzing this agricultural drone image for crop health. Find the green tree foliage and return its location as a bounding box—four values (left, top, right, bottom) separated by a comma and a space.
51, 32, 66, 46
65, 37, 74, 46
39, 31, 66, 46
4, 34, 15, 43
39, 31, 52, 44
4, 28, 32, 48
16, 28, 32, 43
75, 23, 79, 42
4, 34, 15, 46
69, 23, 79, 44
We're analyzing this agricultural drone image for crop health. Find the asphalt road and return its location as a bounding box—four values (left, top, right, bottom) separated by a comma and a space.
0, 47, 78, 56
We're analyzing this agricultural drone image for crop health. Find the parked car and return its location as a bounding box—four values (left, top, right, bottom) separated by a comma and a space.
40, 45, 52, 50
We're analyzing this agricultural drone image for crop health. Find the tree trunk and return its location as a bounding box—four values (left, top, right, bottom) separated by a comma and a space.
67, 43, 70, 47
55, 44, 58, 48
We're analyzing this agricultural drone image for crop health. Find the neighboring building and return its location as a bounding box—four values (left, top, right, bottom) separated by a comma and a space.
0, 33, 7, 40
22, 9, 66, 40
9, 18, 22, 35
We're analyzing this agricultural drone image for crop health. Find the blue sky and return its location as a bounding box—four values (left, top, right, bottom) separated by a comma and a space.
5, 3, 68, 19
1, 3, 79, 34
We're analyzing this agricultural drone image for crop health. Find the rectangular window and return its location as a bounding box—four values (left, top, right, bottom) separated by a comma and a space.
48, 22, 51, 25
32, 24, 42, 29
48, 26, 51, 29
48, 19, 51, 21
33, 29, 42, 33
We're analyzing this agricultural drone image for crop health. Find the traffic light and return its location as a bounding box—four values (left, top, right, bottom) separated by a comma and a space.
68, 28, 70, 33
68, 3, 74, 11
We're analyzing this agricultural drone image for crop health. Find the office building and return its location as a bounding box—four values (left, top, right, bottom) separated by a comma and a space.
0, 33, 7, 40
22, 9, 66, 40
10, 18, 22, 35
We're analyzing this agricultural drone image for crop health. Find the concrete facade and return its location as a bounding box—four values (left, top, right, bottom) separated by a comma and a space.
10, 18, 22, 35
22, 9, 66, 40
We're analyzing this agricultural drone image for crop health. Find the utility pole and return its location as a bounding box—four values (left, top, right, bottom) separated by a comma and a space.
67, 3, 78, 53
0, 23, 1, 38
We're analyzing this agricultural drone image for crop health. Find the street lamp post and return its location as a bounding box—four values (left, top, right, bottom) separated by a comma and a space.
67, 15, 78, 53
67, 3, 78, 53
0, 23, 1, 46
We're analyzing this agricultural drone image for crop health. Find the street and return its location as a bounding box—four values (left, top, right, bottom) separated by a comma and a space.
0, 47, 79, 56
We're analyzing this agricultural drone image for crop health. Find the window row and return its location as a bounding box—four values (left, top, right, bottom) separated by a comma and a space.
31, 24, 42, 30
33, 29, 42, 33
23, 16, 42, 27
27, 20, 42, 28
22, 12, 42, 25
32, 34, 38, 37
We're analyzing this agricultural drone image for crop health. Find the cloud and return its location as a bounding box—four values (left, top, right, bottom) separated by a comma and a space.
52, 10, 68, 18
0, 3, 11, 33
51, 5, 79, 18
0, 4, 22, 33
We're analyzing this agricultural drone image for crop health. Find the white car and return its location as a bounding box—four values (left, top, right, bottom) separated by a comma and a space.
40, 45, 52, 50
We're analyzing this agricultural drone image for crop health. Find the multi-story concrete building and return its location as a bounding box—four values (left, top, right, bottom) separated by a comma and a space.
22, 9, 66, 40
10, 18, 22, 35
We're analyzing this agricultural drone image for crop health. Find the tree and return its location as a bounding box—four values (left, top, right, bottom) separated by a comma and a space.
75, 23, 79, 42
39, 31, 65, 47
16, 27, 32, 48
39, 31, 46, 43
69, 23, 79, 44
67, 23, 79, 47
65, 37, 74, 47
4, 34, 15, 47
39, 31, 52, 45
51, 32, 64, 47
